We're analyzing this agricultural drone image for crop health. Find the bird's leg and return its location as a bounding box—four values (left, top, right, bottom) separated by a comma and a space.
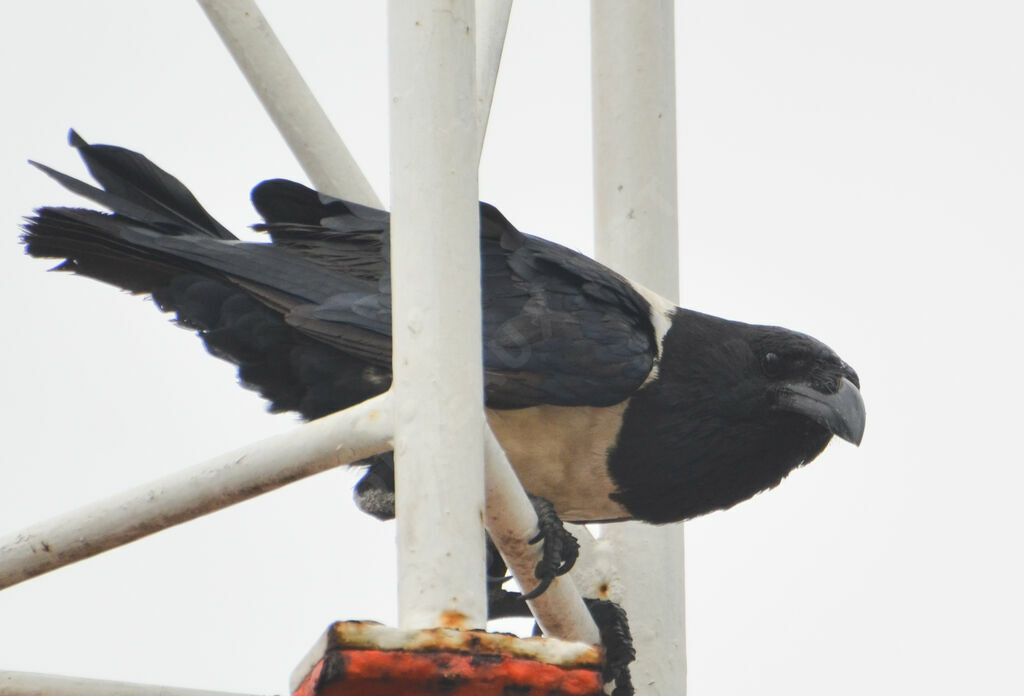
356, 460, 578, 599
484, 558, 636, 696
585, 598, 636, 696
353, 454, 396, 520
355, 463, 579, 603
356, 466, 631, 693
485, 543, 528, 620
520, 494, 580, 600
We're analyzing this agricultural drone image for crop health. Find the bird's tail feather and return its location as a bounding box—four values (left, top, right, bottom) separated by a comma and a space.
23, 206, 192, 294
36, 130, 235, 239
21, 131, 391, 419
23, 129, 239, 292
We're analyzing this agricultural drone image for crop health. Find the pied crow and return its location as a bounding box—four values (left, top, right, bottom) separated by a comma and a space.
22, 132, 865, 529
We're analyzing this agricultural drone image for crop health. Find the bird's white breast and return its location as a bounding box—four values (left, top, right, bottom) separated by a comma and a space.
486, 403, 632, 522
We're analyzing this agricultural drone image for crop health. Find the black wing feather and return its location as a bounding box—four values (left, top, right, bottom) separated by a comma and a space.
67, 129, 235, 239
23, 134, 656, 414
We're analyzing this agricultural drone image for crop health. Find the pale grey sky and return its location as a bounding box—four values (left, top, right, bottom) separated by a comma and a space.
1, 2, 1022, 695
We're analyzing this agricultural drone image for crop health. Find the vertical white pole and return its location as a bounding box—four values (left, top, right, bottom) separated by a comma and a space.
388, 0, 487, 631
591, 2, 687, 694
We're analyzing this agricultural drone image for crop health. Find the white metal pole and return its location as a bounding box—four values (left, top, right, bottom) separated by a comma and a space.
388, 0, 488, 631
469, 6, 599, 642
0, 671, 261, 696
0, 395, 599, 644
0, 394, 393, 591
483, 431, 600, 644
474, 0, 513, 156
591, 2, 687, 694
197, 0, 382, 207
3, 0, 591, 646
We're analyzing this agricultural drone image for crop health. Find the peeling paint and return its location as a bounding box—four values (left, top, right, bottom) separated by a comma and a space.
291, 622, 604, 696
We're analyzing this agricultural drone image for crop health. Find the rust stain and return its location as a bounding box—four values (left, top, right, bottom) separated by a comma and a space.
300, 650, 602, 696
314, 621, 602, 669
295, 623, 608, 696
439, 610, 470, 629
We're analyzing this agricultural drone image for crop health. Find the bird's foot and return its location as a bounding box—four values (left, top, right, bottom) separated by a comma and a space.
520, 494, 580, 600
353, 454, 396, 521
485, 539, 524, 620
585, 598, 636, 696
484, 583, 636, 696
354, 463, 579, 602
486, 586, 529, 620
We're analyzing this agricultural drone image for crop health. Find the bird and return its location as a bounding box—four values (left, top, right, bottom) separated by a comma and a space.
22, 131, 865, 531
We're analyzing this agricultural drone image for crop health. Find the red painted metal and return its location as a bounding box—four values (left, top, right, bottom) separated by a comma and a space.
291, 622, 604, 696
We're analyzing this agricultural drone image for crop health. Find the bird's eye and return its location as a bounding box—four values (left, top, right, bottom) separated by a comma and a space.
762, 352, 782, 376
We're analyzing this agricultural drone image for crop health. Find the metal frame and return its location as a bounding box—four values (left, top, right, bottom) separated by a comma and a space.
0, 670, 263, 696
388, 0, 489, 631
0, 393, 393, 591
591, 3, 687, 691
198, 0, 382, 205
0, 0, 684, 692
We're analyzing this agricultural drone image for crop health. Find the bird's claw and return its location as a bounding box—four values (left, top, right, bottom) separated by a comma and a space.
520, 495, 580, 600
485, 585, 636, 696
585, 598, 636, 696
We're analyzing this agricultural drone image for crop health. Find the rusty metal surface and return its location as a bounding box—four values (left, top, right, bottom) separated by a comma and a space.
294, 647, 603, 696
291, 622, 604, 695
325, 621, 603, 665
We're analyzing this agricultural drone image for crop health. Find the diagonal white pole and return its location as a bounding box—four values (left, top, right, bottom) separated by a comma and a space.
197, 0, 382, 207
592, 1, 687, 693
0, 395, 598, 643
2, 0, 600, 644
0, 396, 393, 591
483, 431, 599, 643
0, 670, 262, 696
474, 0, 513, 156
388, 0, 488, 631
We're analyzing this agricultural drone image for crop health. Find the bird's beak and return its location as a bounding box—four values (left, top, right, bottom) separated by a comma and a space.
775, 377, 865, 445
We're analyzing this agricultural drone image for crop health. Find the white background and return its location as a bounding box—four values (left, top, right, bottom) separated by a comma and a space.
1, 2, 1022, 695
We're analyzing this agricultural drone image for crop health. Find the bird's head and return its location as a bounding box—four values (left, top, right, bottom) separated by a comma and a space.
657, 310, 865, 450
747, 325, 865, 447
621, 309, 867, 522
626, 309, 868, 515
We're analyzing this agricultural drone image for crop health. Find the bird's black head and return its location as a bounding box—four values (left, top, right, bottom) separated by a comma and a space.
608, 308, 865, 524
750, 325, 863, 446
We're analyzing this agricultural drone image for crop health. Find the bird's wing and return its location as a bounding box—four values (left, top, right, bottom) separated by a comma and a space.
251, 180, 659, 408
26, 135, 658, 418
250, 178, 390, 283
477, 204, 657, 407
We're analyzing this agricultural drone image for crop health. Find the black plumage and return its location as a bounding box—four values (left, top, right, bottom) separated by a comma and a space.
607, 311, 859, 522
22, 132, 865, 526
